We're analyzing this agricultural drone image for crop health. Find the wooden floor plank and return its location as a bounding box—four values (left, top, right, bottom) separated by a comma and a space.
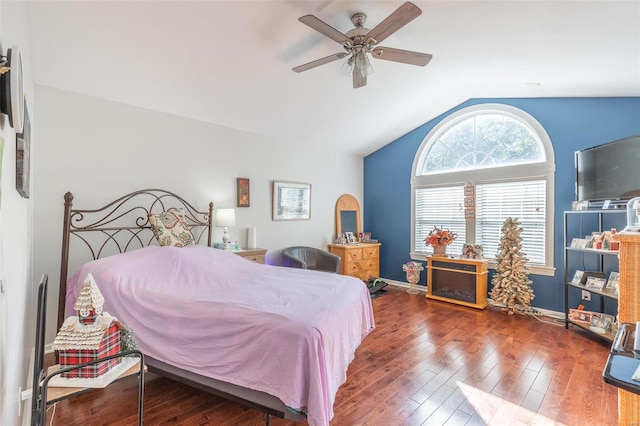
45, 286, 618, 425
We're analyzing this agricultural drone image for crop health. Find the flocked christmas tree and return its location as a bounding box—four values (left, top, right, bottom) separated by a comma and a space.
490, 217, 535, 313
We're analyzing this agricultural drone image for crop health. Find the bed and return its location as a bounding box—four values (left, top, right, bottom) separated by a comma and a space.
56, 189, 375, 426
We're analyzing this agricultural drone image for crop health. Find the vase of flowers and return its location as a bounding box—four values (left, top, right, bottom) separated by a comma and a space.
425, 226, 457, 257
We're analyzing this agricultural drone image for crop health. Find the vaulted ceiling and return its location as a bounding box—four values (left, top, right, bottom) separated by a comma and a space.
27, 1, 640, 156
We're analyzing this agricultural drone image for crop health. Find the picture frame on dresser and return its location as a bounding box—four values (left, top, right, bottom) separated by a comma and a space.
345, 232, 357, 245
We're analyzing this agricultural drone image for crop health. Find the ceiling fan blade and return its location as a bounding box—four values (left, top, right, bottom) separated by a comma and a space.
292, 52, 348, 73
353, 69, 367, 89
366, 2, 422, 45
299, 15, 352, 46
371, 46, 432, 66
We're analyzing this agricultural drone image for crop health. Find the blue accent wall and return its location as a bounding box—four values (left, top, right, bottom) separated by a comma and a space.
364, 97, 640, 313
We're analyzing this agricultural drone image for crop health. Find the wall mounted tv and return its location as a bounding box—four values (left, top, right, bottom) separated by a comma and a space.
575, 134, 640, 206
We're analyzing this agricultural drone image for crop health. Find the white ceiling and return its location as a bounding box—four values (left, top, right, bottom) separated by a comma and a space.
27, 1, 640, 156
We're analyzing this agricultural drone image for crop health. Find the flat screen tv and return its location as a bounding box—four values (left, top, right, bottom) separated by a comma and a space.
575, 134, 640, 205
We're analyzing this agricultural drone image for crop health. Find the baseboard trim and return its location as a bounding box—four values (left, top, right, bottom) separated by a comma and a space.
378, 278, 427, 293
379, 277, 563, 319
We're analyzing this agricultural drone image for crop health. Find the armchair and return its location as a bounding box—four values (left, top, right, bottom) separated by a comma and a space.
282, 246, 342, 273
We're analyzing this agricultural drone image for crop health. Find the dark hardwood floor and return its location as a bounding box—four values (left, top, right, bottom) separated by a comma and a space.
45, 286, 617, 425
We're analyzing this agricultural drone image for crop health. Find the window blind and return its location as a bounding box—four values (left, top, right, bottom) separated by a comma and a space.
415, 186, 465, 255
476, 180, 546, 264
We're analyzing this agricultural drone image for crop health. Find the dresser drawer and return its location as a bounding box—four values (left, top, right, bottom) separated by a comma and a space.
346, 248, 363, 262
355, 258, 378, 272
347, 259, 379, 276
243, 254, 265, 264
361, 246, 379, 259
234, 249, 267, 264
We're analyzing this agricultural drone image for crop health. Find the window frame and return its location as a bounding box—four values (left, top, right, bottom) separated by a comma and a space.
410, 104, 556, 276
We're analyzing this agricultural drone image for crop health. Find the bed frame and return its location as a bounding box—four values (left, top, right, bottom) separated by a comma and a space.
57, 189, 306, 425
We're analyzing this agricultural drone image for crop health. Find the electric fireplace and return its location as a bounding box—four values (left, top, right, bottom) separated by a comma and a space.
426, 257, 488, 309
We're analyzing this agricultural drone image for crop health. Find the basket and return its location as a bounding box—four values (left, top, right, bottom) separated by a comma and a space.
432, 244, 447, 257
614, 232, 640, 423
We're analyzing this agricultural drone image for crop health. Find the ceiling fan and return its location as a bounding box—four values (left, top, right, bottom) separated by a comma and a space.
292, 2, 432, 89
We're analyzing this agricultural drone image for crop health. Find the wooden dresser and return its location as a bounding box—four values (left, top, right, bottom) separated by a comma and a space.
328, 243, 381, 281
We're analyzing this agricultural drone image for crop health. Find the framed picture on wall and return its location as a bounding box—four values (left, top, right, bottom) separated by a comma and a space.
464, 196, 475, 208
464, 183, 475, 196
237, 178, 250, 207
272, 181, 311, 220
16, 100, 30, 198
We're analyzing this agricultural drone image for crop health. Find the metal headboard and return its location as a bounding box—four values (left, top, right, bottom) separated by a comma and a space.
57, 189, 213, 333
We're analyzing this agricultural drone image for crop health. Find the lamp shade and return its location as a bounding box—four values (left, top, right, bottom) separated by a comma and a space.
216, 208, 236, 228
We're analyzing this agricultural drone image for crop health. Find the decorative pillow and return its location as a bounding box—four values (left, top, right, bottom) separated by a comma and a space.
148, 209, 195, 247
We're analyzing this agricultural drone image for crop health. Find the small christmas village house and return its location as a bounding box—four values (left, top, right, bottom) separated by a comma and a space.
52, 274, 124, 378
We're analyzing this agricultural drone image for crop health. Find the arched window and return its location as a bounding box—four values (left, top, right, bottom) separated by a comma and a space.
411, 104, 555, 275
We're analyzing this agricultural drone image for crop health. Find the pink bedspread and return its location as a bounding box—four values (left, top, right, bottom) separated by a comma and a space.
66, 245, 375, 425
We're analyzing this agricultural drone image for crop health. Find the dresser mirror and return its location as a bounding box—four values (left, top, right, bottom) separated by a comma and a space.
335, 194, 361, 236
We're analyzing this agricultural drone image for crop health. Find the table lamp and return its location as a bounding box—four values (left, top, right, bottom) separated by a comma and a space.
216, 208, 236, 250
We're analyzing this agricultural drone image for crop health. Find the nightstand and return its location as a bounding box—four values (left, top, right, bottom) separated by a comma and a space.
233, 248, 267, 264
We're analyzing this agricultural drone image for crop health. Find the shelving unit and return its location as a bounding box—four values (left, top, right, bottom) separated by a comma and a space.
563, 209, 626, 342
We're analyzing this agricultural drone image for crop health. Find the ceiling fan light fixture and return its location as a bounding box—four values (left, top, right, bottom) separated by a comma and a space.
293, 2, 429, 88
340, 56, 354, 76
355, 51, 374, 77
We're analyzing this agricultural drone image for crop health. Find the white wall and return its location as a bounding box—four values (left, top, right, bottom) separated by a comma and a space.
32, 85, 363, 345
0, 2, 34, 425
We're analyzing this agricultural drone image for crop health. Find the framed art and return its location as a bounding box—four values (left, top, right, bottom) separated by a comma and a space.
272, 181, 311, 220
606, 271, 620, 293
462, 244, 483, 260
571, 270, 584, 285
569, 308, 595, 325
570, 238, 589, 249
16, 100, 30, 198
237, 178, 250, 207
580, 271, 605, 285
590, 314, 612, 333
585, 276, 606, 291
464, 196, 475, 208
345, 231, 357, 245
464, 183, 475, 197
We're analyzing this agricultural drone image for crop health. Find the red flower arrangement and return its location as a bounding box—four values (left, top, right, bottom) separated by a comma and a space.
425, 226, 457, 247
